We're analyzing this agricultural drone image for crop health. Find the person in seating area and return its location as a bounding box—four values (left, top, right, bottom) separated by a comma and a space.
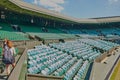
2, 39, 16, 75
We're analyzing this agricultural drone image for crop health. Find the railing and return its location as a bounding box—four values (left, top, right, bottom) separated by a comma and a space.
27, 74, 63, 80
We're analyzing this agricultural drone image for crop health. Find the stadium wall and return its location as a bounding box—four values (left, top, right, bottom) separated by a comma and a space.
95, 47, 118, 62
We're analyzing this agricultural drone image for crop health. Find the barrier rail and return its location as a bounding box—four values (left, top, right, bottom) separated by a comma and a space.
27, 74, 63, 80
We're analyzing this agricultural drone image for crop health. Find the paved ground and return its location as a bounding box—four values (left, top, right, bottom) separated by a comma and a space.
90, 48, 120, 80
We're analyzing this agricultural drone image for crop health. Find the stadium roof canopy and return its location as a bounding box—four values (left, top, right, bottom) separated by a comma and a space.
3, 0, 120, 24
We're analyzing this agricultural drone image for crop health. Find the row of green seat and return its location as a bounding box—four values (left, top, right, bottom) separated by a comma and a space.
0, 23, 14, 31
49, 41, 101, 61
16, 25, 63, 33
78, 39, 119, 51
73, 60, 90, 80
0, 30, 29, 40
27, 45, 91, 80
28, 33, 77, 39
64, 59, 83, 80
28, 38, 118, 79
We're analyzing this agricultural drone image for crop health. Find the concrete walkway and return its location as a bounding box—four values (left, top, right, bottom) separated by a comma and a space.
90, 48, 120, 80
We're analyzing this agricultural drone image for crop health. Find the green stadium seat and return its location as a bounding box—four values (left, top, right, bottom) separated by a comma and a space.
0, 30, 29, 40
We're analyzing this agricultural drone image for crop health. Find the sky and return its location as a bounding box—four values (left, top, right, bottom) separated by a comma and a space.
23, 0, 120, 18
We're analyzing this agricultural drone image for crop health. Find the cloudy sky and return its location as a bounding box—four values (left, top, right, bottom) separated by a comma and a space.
23, 0, 120, 18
